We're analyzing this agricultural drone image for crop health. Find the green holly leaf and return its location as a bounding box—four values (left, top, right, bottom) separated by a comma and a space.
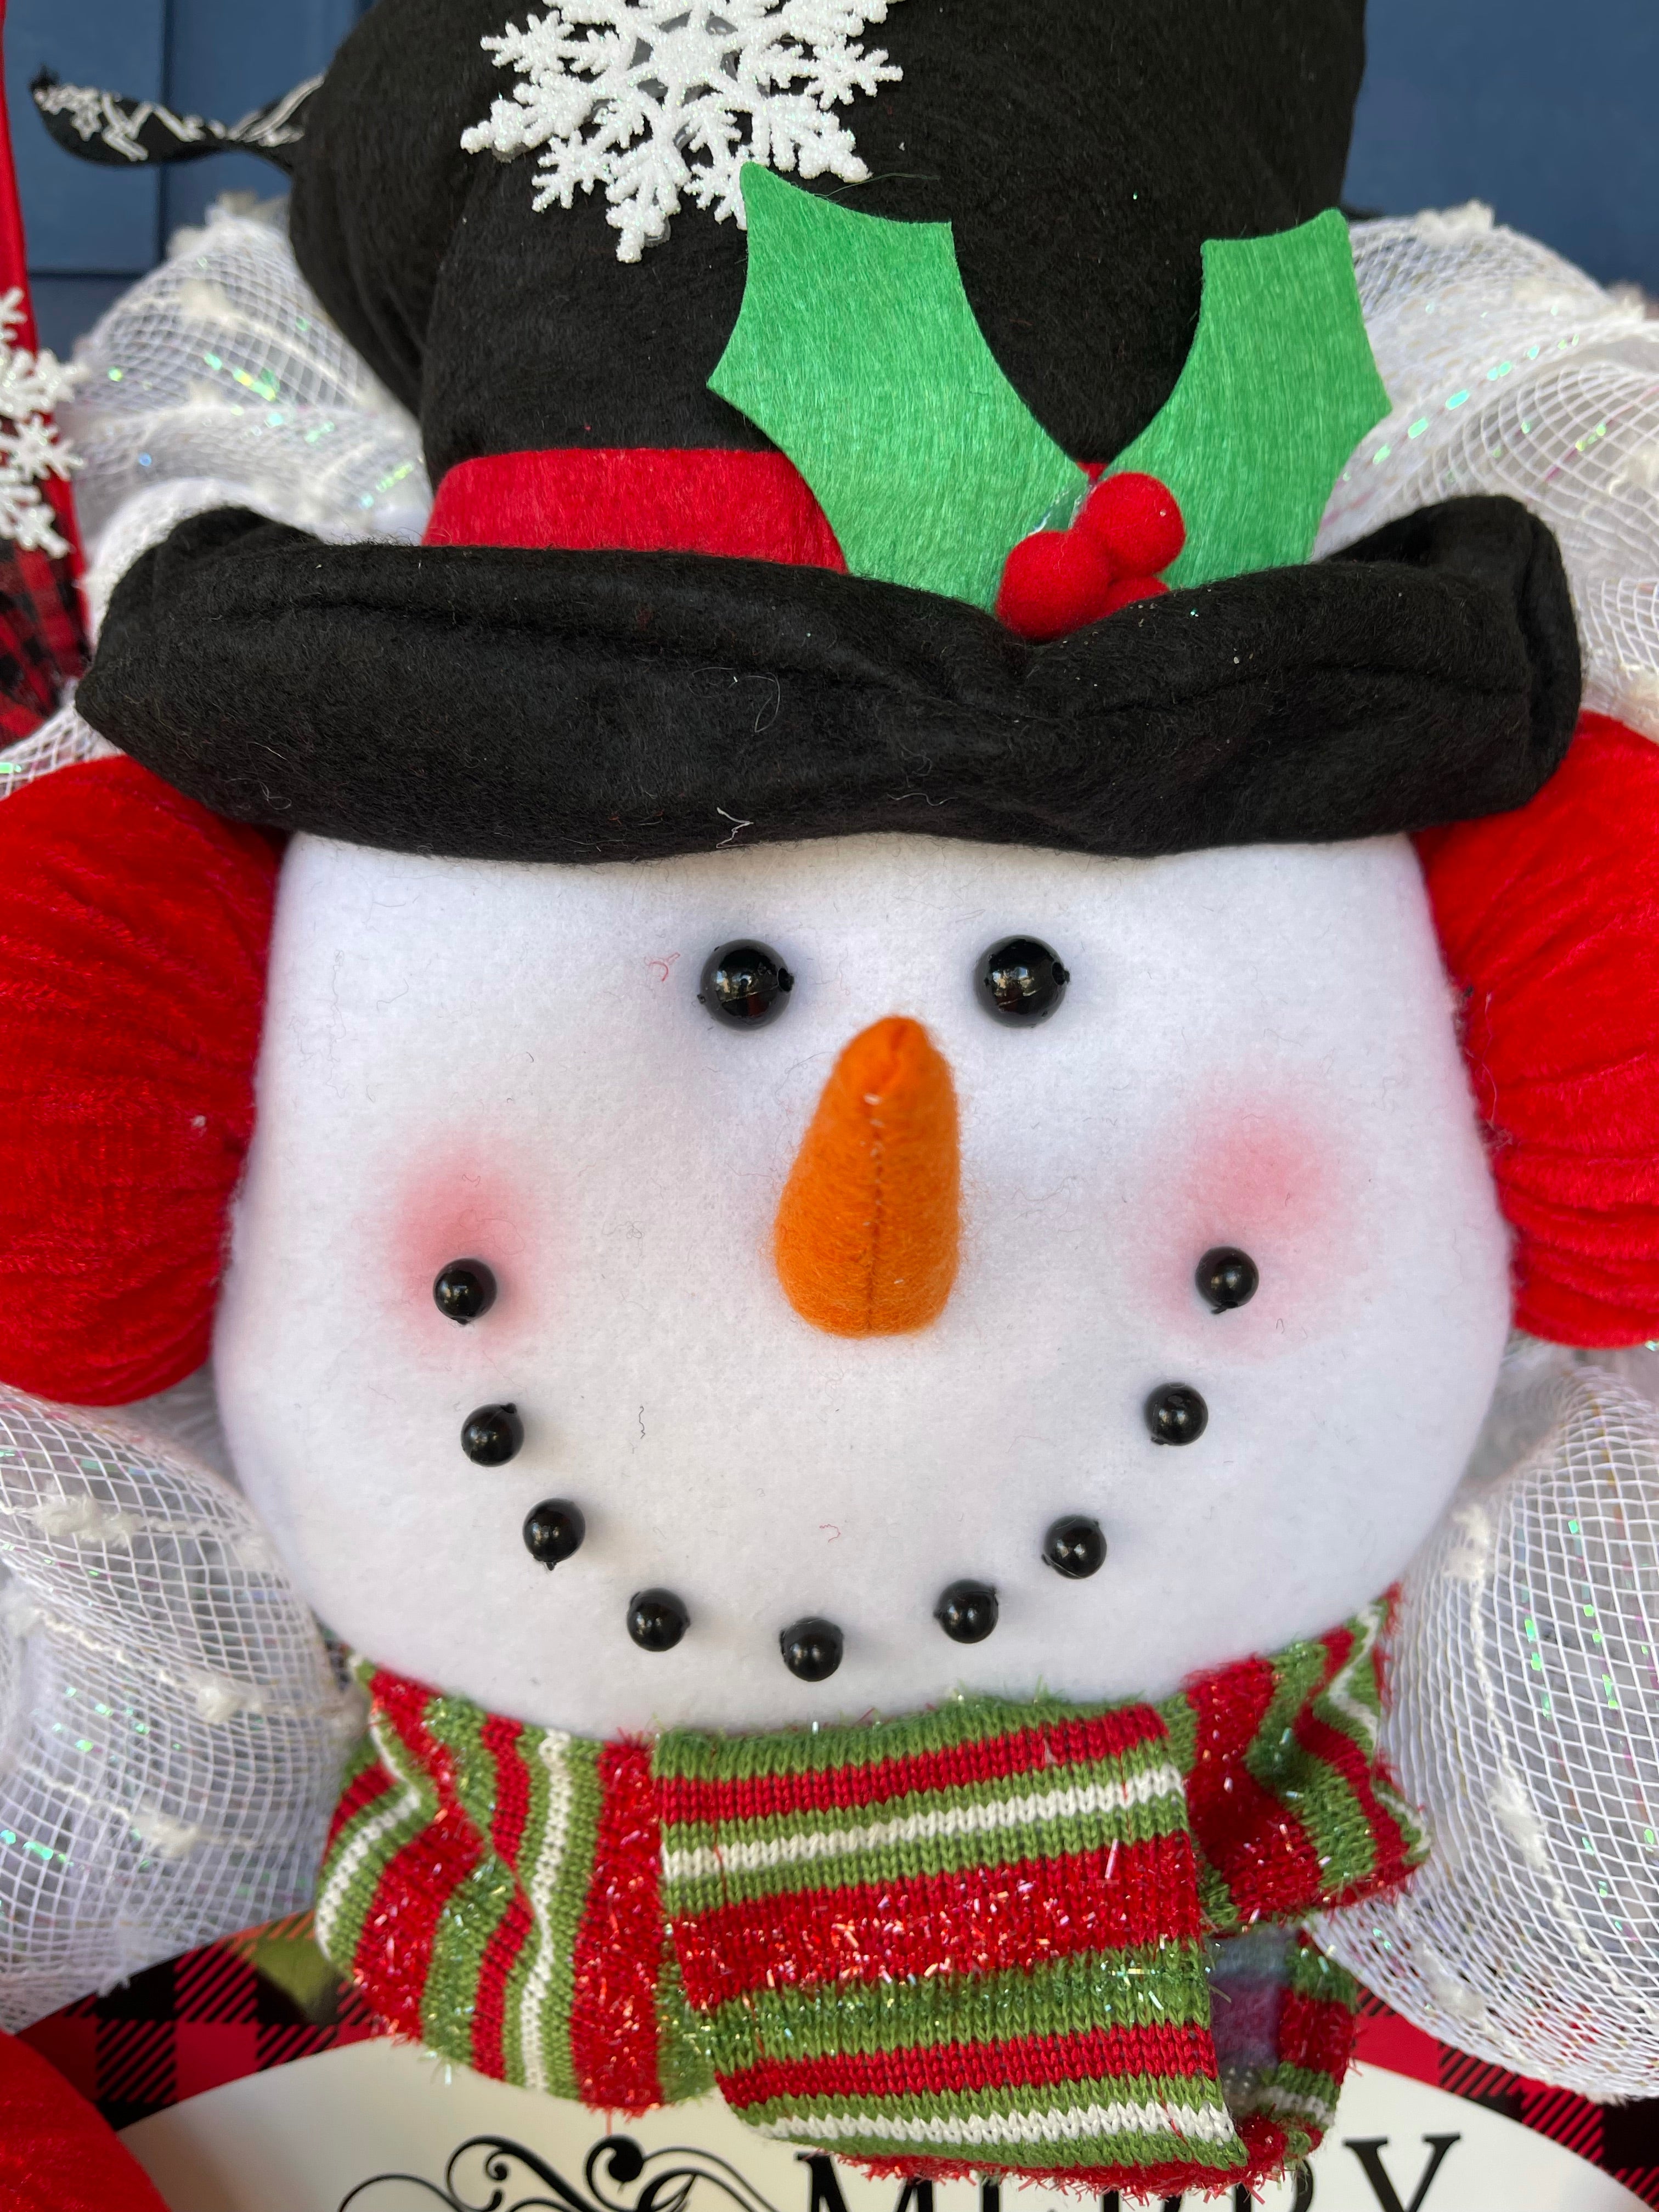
1111, 210, 1391, 588
711, 173, 1388, 611
708, 165, 1086, 610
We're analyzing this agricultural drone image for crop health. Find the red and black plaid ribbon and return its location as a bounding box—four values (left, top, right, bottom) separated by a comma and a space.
0, 537, 84, 743
15, 1921, 1659, 2205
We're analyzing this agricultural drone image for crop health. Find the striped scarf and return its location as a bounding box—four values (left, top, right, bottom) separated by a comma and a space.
317, 1601, 1420, 2202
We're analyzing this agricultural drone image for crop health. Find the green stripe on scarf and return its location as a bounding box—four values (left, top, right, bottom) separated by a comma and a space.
657, 1933, 718, 2106
701, 1948, 1215, 2069
419, 1696, 514, 2061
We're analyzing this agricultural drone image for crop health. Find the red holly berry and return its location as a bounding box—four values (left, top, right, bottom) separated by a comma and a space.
996, 470, 1184, 641
1098, 573, 1171, 616
995, 526, 1117, 642
1077, 471, 1185, 578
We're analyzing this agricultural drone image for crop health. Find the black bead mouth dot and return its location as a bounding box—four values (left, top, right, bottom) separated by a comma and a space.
434, 1257, 498, 1323
780, 1616, 844, 1681
1043, 1515, 1107, 1579
1145, 1384, 1208, 1446
628, 1588, 689, 1652
461, 1402, 524, 1465
935, 1579, 999, 1644
523, 1498, 585, 1569
1195, 1246, 1259, 1313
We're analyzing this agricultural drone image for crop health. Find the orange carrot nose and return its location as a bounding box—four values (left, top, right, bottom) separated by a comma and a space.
774, 1017, 961, 1336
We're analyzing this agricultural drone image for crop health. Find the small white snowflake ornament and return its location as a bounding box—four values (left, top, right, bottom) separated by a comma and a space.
0, 291, 80, 559
461, 0, 905, 263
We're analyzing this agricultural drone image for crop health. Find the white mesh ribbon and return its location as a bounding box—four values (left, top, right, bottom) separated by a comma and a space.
1316, 1350, 1659, 2098
0, 694, 115, 801
0, 202, 421, 2029
0, 1383, 359, 2030
1324, 204, 1659, 741
60, 195, 430, 634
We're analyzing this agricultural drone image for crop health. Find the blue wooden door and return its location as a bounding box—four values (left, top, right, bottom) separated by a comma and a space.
1347, 0, 1659, 294
5, 0, 370, 353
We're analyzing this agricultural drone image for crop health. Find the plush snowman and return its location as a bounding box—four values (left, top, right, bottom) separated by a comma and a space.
5, 0, 1659, 2200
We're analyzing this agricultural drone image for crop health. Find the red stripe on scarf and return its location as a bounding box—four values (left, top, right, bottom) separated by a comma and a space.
473, 1897, 533, 2083
1184, 1657, 1327, 1920
1291, 1628, 1415, 1900
354, 1673, 484, 2041
569, 1740, 665, 2113
1234, 2115, 1296, 2192
471, 1714, 535, 2081
672, 1831, 1201, 2007
719, 2020, 1221, 2109
1279, 1987, 1358, 2089
484, 1713, 533, 1859
325, 1750, 395, 1854
658, 1705, 1171, 1831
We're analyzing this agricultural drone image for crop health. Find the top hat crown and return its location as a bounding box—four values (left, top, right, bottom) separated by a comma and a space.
287, 0, 1367, 486
55, 0, 1578, 867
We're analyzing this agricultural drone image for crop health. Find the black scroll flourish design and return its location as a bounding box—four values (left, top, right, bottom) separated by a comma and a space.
585, 2136, 784, 2212
338, 2134, 787, 2212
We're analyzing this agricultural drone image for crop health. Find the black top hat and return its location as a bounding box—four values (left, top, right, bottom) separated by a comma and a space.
64, 0, 1579, 863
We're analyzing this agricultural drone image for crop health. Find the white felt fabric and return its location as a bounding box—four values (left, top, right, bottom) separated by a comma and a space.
215, 831, 1511, 1734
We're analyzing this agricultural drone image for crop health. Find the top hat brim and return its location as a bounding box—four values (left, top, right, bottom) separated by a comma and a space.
77, 493, 1581, 867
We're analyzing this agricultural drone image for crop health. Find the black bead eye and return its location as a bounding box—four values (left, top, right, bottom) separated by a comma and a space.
975, 937, 1069, 1025
523, 1498, 585, 1569
628, 1588, 689, 1651
1196, 1247, 1259, 1313
1043, 1515, 1107, 1579
699, 940, 794, 1027
1145, 1385, 1207, 1446
935, 1579, 999, 1643
780, 1616, 844, 1681
434, 1259, 497, 1323
461, 1403, 523, 1465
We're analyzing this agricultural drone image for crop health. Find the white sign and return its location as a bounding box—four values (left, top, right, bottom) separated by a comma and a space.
121, 2042, 1644, 2212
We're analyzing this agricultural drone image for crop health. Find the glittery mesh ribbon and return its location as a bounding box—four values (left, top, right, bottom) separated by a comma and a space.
317, 1602, 1419, 2198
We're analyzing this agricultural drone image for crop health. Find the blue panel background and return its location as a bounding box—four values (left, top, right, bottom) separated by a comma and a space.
159, 0, 368, 236
4, 0, 1658, 353
6, 0, 368, 353
5, 0, 163, 287
1346, 0, 1659, 293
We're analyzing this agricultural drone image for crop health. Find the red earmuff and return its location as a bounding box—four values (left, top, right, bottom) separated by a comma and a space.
0, 754, 278, 1403
1418, 710, 1659, 1346
0, 2028, 170, 2212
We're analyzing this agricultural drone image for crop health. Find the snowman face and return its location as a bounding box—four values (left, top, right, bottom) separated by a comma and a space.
215, 830, 1510, 1734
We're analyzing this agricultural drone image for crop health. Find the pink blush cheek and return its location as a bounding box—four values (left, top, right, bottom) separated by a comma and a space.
1127, 1103, 1354, 1354
377, 1153, 559, 1350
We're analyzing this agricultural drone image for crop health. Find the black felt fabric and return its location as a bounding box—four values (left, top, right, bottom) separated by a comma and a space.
288, 0, 1367, 483
78, 495, 1580, 865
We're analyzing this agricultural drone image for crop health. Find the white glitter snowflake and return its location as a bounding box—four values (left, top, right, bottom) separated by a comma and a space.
0, 292, 81, 560
461, 0, 905, 264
